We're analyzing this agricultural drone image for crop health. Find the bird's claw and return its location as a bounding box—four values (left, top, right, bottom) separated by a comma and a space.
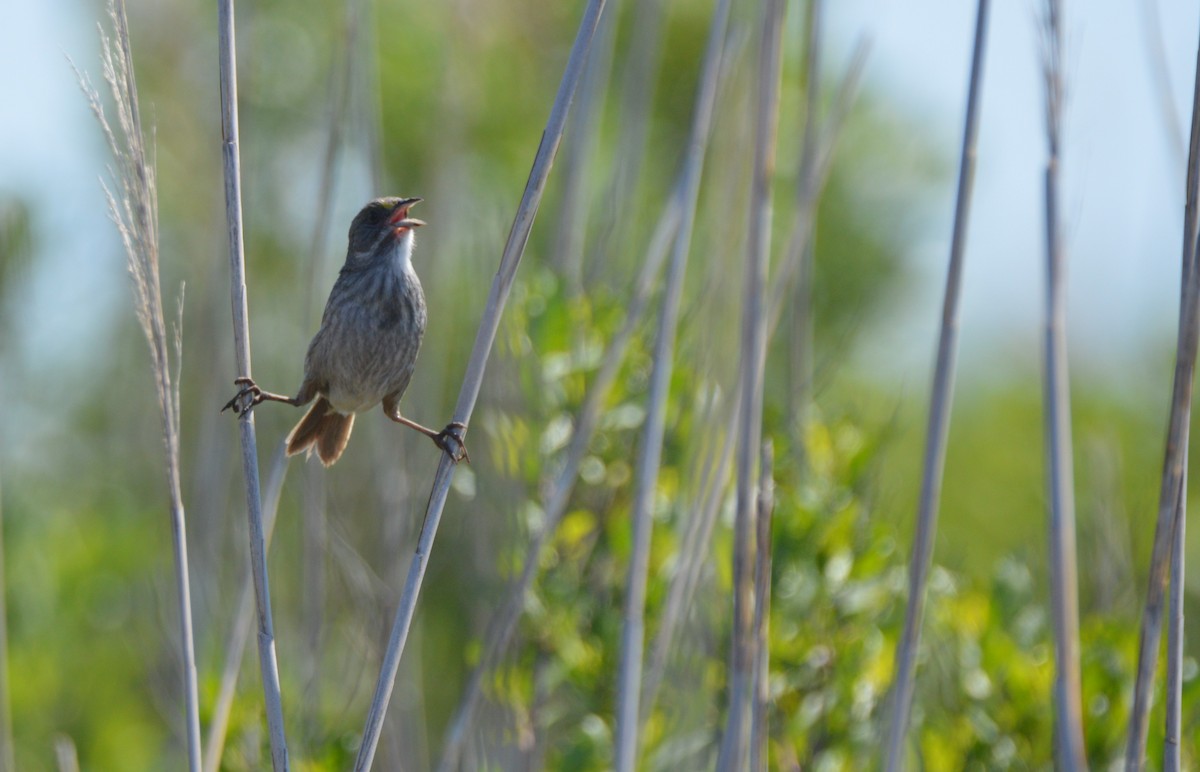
221, 377, 264, 415
434, 421, 470, 464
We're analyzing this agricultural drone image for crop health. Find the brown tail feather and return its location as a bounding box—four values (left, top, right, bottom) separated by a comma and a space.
286, 397, 355, 466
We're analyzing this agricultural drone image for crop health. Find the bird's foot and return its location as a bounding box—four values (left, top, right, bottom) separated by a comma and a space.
221, 377, 266, 415
433, 422, 470, 464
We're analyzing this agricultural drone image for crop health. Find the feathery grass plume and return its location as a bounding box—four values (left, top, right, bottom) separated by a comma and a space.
75, 1, 201, 768
214, 0, 290, 768
717, 0, 785, 767
353, 2, 611, 769
883, 2, 990, 767
1038, 1, 1087, 766
1126, 7, 1200, 768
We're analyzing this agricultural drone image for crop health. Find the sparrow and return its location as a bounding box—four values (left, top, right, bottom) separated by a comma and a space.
223, 196, 467, 466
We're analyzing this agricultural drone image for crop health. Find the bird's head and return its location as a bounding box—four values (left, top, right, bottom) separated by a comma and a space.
345, 197, 426, 267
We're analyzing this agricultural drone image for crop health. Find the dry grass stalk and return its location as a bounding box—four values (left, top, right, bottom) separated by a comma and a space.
1125, 8, 1200, 766
353, 2, 611, 768
717, 0, 786, 767
215, 0, 290, 767
76, 1, 201, 767
613, 2, 732, 767
883, 1, 991, 767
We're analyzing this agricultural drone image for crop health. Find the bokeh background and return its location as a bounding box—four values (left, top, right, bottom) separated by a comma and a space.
4, 0, 1200, 768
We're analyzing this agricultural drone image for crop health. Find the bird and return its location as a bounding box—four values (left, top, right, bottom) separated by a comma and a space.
222, 196, 467, 466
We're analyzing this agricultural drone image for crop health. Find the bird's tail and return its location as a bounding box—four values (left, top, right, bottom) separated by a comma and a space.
286, 397, 355, 466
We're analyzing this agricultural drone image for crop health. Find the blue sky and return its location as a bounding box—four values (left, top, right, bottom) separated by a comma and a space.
831, 0, 1199, 382
4, 0, 1199, 387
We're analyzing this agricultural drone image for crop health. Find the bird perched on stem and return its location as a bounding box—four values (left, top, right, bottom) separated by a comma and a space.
223, 196, 467, 466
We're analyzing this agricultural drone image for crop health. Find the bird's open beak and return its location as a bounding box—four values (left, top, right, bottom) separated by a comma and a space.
388, 197, 425, 229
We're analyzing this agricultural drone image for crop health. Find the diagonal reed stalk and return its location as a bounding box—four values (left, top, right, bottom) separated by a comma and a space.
717, 0, 785, 767
1039, 2, 1087, 767
77, 2, 201, 767
883, 1, 990, 767
352, 2, 610, 768
1126, 10, 1200, 767
216, 0, 290, 768
613, 2, 731, 767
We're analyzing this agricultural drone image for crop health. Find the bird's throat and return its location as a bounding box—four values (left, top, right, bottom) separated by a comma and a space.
388, 229, 416, 274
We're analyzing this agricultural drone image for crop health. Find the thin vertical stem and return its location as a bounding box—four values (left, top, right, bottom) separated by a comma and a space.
613, 2, 731, 766
1040, 1, 1087, 766
352, 3, 609, 768
53, 737, 80, 772
79, 3, 203, 766
1135, 0, 1186, 165
884, 1, 990, 768
0, 478, 12, 772
1165, 458, 1186, 772
1126, 8, 1200, 768
717, 0, 785, 767
788, 0, 824, 439
1164, 32, 1200, 767
605, 0, 667, 210
202, 443, 291, 772
749, 441, 775, 772
217, 0, 290, 768
552, 0, 619, 294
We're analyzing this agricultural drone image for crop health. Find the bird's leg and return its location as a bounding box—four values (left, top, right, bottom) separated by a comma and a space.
221, 377, 302, 415
384, 404, 469, 463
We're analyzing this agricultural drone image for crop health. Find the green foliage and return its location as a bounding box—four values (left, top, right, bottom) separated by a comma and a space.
7, 0, 1197, 769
